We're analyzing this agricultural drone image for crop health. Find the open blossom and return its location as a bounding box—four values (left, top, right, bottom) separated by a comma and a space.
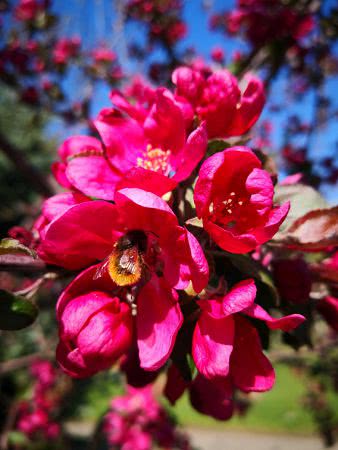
166, 279, 305, 420
172, 66, 265, 138
194, 146, 290, 253
38, 188, 208, 375
52, 89, 206, 200
192, 279, 305, 386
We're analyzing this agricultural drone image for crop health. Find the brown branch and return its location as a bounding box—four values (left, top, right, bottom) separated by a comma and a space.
0, 132, 54, 197
0, 352, 51, 375
0, 255, 46, 273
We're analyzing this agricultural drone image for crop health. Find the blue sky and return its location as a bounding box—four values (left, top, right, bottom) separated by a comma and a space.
48, 0, 338, 200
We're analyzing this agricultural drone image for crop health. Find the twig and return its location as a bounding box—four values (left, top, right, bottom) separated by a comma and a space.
0, 255, 46, 273
0, 352, 51, 375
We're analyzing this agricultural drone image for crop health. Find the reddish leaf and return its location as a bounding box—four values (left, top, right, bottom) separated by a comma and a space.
275, 207, 338, 250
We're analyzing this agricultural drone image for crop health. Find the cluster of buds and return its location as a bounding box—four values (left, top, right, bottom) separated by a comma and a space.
210, 0, 314, 49
15, 359, 62, 440
104, 386, 192, 450
127, 0, 186, 46
0, 0, 123, 118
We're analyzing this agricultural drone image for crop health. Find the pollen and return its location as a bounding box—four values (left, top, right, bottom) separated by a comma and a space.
210, 191, 246, 219
136, 144, 171, 175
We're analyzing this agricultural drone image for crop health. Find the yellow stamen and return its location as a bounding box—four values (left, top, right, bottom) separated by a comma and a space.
136, 144, 171, 175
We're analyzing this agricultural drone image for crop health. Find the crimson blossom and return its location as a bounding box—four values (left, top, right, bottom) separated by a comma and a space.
37, 188, 208, 377
165, 279, 305, 420
104, 385, 192, 450
193, 279, 305, 388
52, 88, 207, 200
172, 65, 265, 139
194, 146, 290, 253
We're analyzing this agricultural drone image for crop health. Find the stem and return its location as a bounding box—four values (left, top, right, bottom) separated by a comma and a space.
0, 255, 46, 273
0, 352, 52, 375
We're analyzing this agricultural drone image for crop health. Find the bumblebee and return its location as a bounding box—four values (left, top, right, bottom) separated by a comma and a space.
107, 230, 147, 286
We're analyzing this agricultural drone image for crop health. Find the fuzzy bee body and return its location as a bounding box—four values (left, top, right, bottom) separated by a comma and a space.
107, 231, 147, 286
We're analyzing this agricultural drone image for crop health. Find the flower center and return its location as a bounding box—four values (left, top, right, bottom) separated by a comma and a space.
210, 191, 246, 227
136, 144, 171, 175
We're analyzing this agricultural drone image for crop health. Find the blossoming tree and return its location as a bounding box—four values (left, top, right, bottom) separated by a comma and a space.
0, 0, 338, 449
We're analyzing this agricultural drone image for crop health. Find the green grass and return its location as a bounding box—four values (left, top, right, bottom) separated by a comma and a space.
169, 365, 317, 434
74, 364, 338, 436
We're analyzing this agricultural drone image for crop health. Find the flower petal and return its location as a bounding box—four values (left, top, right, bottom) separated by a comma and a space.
231, 316, 275, 392
193, 312, 234, 379
228, 74, 265, 136
223, 279, 257, 317
184, 230, 209, 293
117, 167, 177, 197
58, 135, 102, 161
204, 219, 258, 254
172, 122, 207, 182
189, 374, 234, 420
38, 200, 121, 270
66, 155, 121, 200
243, 303, 306, 332
246, 168, 274, 216
137, 276, 183, 371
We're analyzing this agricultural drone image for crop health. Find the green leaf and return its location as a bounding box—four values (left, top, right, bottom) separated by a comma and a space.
0, 289, 38, 330
0, 238, 36, 258
187, 354, 198, 379
8, 431, 29, 446
207, 139, 230, 154
185, 217, 203, 228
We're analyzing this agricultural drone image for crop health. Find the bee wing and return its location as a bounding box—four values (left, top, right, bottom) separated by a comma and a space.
93, 259, 109, 280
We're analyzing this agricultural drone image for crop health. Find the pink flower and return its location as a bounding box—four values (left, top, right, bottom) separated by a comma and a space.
56, 267, 133, 378
192, 279, 305, 390
14, 0, 41, 21
194, 146, 290, 253
53, 89, 206, 199
211, 46, 225, 63
104, 384, 192, 450
30, 360, 56, 387
172, 66, 265, 138
91, 46, 116, 64
38, 189, 208, 374
52, 37, 81, 65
